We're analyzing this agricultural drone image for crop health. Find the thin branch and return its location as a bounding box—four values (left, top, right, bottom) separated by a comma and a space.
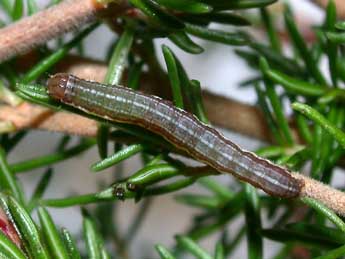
294, 173, 345, 216
0, 0, 128, 63
0, 103, 97, 136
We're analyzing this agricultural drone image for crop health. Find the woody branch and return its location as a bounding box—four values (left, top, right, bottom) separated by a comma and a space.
0, 0, 129, 63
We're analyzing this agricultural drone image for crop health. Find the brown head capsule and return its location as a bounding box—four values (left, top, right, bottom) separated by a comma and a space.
47, 73, 72, 102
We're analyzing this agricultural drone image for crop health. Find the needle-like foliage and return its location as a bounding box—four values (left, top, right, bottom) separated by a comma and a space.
1, 0, 345, 258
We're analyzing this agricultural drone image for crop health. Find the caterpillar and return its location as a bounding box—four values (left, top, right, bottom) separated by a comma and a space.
47, 73, 304, 198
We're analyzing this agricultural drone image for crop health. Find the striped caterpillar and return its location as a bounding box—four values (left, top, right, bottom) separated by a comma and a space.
47, 73, 304, 198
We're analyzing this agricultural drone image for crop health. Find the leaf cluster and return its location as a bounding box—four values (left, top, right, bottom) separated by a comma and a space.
1, 0, 345, 258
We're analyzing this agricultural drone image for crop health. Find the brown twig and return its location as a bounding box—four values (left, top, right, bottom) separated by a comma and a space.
0, 103, 97, 136
294, 173, 345, 216
0, 0, 128, 63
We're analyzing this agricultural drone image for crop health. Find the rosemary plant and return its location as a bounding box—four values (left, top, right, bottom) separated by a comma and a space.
0, 0, 345, 258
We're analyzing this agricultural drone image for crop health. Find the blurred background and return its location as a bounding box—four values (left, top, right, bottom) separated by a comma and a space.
3, 0, 326, 258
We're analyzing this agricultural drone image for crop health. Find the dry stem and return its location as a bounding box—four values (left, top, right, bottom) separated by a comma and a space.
0, 0, 127, 63
0, 103, 97, 136
294, 173, 345, 216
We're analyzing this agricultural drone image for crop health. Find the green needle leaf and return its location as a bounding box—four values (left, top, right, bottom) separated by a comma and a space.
155, 244, 176, 259
43, 177, 200, 207
144, 177, 198, 196
82, 209, 109, 259
97, 124, 109, 159
261, 227, 341, 249
127, 163, 179, 186
262, 65, 327, 96
335, 21, 345, 30
11, 0, 23, 21
176, 235, 212, 259
313, 244, 345, 259
185, 23, 247, 45
260, 8, 282, 53
0, 147, 25, 204
41, 193, 104, 208
292, 102, 345, 149
0, 0, 12, 16
105, 26, 135, 85
326, 32, 345, 44
92, 144, 144, 172
16, 83, 50, 102
245, 184, 262, 259
260, 58, 294, 145
254, 83, 284, 144
191, 12, 251, 26
127, 60, 144, 90
249, 43, 305, 76
153, 0, 212, 14
37, 207, 69, 259
325, 0, 338, 87
189, 80, 209, 123
27, 0, 39, 15
0, 229, 26, 259
28, 168, 53, 211
5, 195, 50, 259
129, 0, 184, 29
284, 11, 326, 85
168, 31, 204, 54
11, 139, 95, 173
301, 197, 345, 233
175, 194, 223, 209
61, 228, 81, 259
0, 81, 23, 106
200, 0, 277, 10
214, 242, 225, 259
162, 45, 184, 108
198, 177, 233, 200
317, 89, 345, 104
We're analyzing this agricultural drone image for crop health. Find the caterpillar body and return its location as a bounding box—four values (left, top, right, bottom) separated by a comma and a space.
47, 73, 304, 198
